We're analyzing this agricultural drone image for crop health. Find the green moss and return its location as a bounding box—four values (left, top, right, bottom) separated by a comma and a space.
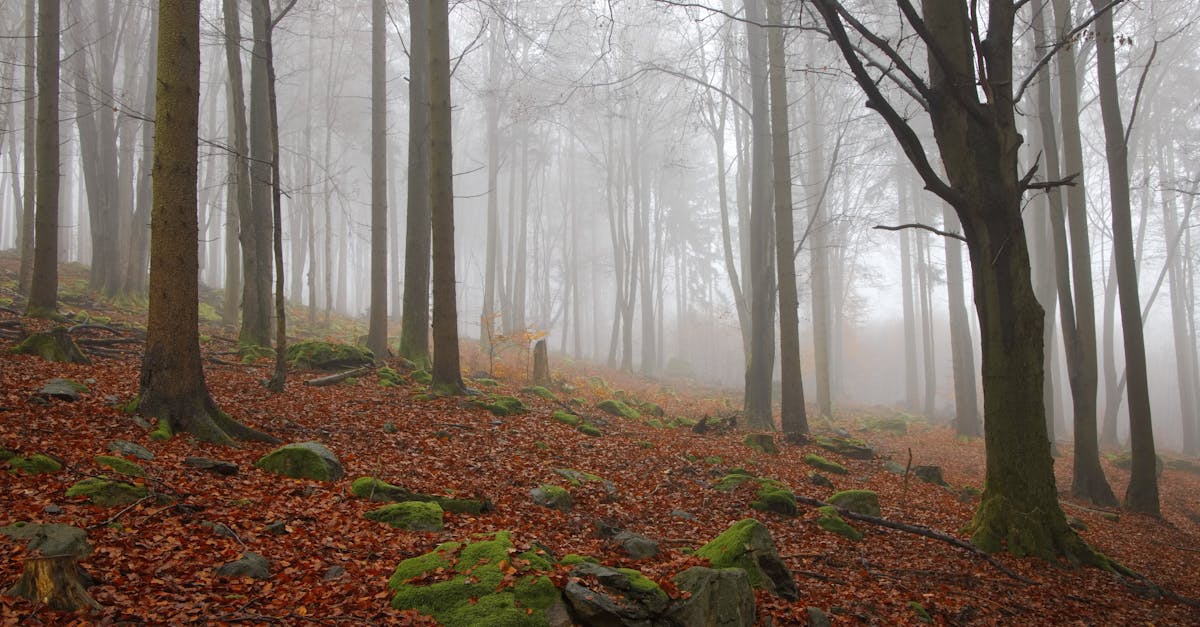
534, 441, 549, 450
388, 541, 461, 587
149, 419, 173, 441
616, 568, 665, 597
474, 378, 500, 387
378, 367, 404, 386
475, 395, 527, 416
66, 478, 149, 507
813, 435, 874, 459
122, 395, 141, 414
559, 554, 597, 566
704, 456, 722, 465
752, 486, 798, 516
862, 416, 909, 435
577, 423, 602, 437
908, 601, 932, 622
351, 476, 410, 501
412, 369, 433, 384
712, 472, 758, 491
816, 506, 862, 541
637, 401, 665, 417
10, 328, 89, 363
94, 455, 145, 478
669, 416, 698, 428
587, 376, 610, 391
695, 519, 776, 590
743, 433, 779, 454
285, 340, 374, 370
553, 468, 603, 487
596, 399, 640, 419
827, 490, 881, 517
198, 302, 221, 322
413, 393, 436, 401
965, 492, 1101, 565
254, 443, 342, 481
365, 502, 445, 532
237, 343, 275, 364
636, 440, 653, 449
531, 484, 573, 511
0, 448, 13, 462
804, 453, 849, 475
646, 419, 665, 429
8, 453, 62, 474
551, 411, 580, 426
522, 386, 556, 401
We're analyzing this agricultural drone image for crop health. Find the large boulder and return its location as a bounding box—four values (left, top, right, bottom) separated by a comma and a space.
695, 519, 798, 600
254, 441, 344, 481
285, 340, 374, 370
666, 567, 755, 627
827, 490, 881, 518
0, 523, 92, 559
562, 562, 670, 625
11, 327, 90, 364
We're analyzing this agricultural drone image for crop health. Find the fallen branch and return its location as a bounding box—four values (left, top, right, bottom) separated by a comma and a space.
305, 366, 374, 387
88, 495, 155, 530
1108, 558, 1200, 610
796, 494, 1036, 584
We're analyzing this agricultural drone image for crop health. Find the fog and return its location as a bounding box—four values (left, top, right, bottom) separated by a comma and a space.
1, 0, 1198, 453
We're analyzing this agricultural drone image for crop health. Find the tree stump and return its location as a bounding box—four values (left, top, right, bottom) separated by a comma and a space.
7, 554, 100, 611
11, 327, 90, 364
532, 339, 550, 386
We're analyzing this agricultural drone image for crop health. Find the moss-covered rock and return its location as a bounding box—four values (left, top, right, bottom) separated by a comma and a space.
388, 532, 561, 626
827, 490, 881, 517
7, 453, 62, 474
914, 465, 949, 486
816, 506, 861, 541
95, 455, 146, 478
813, 435, 874, 459
65, 478, 149, 507
37, 378, 88, 401
237, 343, 275, 364
521, 386, 557, 401
377, 366, 404, 386
1166, 458, 1200, 474
109, 439, 154, 460
743, 433, 779, 455
530, 484, 573, 512
803, 453, 849, 475
559, 553, 597, 566
474, 395, 527, 416
350, 476, 490, 514
861, 416, 909, 435
285, 340, 374, 370
752, 485, 798, 516
365, 501, 445, 531
695, 518, 798, 599
255, 441, 344, 481
10, 327, 90, 364
552, 468, 603, 487
551, 410, 580, 426
563, 562, 669, 623
577, 423, 602, 437
712, 472, 758, 491
411, 369, 433, 384
596, 399, 640, 419
638, 401, 665, 417
473, 378, 500, 387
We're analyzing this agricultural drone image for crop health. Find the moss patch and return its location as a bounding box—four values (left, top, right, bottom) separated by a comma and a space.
474, 395, 527, 416
10, 328, 90, 364
521, 386, 556, 401
743, 433, 779, 454
378, 367, 404, 386
552, 468, 603, 487
551, 411, 580, 426
695, 518, 797, 599
816, 506, 861, 541
350, 476, 490, 514
804, 453, 849, 475
596, 399, 640, 419
752, 486, 798, 516
365, 501, 444, 531
94, 455, 146, 478
66, 478, 149, 507
285, 340, 374, 370
862, 416, 909, 435
7, 453, 63, 474
712, 472, 758, 491
828, 490, 881, 517
254, 442, 344, 481
530, 484, 573, 511
388, 532, 560, 626
577, 423, 602, 437
813, 435, 874, 459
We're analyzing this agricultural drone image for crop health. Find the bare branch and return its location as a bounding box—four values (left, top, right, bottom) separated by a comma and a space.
874, 223, 967, 242
1123, 40, 1158, 147
1014, 0, 1126, 103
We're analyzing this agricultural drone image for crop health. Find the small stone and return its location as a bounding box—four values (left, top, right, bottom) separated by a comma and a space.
807, 606, 832, 627
809, 472, 834, 488
215, 552, 271, 580
38, 379, 88, 401
265, 521, 289, 535
109, 440, 154, 461
322, 565, 347, 581
612, 530, 660, 560
670, 509, 694, 520
43, 504, 63, 515
183, 457, 239, 476
914, 465, 948, 486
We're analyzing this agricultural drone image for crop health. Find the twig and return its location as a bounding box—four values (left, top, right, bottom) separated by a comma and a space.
796, 494, 1037, 585
874, 223, 967, 242
88, 495, 155, 530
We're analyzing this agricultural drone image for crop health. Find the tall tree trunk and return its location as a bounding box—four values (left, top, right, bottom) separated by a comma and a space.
265, 3, 288, 393
943, 205, 980, 436
768, 0, 808, 436
742, 0, 776, 431
899, 171, 920, 411
806, 59, 833, 420
221, 0, 249, 323
1161, 141, 1197, 455
427, 0, 463, 394
17, 0, 36, 296
28, 0, 59, 317
1091, 0, 1158, 516
239, 0, 274, 347
481, 21, 502, 356
399, 0, 431, 365
365, 0, 389, 359
140, 0, 277, 446
124, 2, 156, 296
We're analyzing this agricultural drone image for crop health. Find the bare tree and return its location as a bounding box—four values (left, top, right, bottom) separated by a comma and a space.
27, 0, 60, 317
365, 0, 389, 359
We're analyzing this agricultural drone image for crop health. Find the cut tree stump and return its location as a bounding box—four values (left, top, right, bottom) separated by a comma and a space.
7, 554, 101, 611
532, 339, 550, 386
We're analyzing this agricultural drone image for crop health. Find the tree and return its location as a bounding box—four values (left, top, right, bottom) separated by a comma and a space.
810, 0, 1095, 560
942, 205, 979, 436
1091, 0, 1158, 515
221, 0, 249, 323
427, 0, 464, 393
399, 0, 432, 366
139, 0, 277, 447
27, 0, 59, 317
767, 0, 808, 437
365, 0, 389, 359
17, 0, 35, 296
742, 0, 776, 431
239, 0, 276, 347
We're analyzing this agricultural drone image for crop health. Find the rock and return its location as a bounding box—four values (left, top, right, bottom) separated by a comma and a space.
695, 518, 798, 600
265, 521, 289, 535
94, 455, 145, 478
201, 521, 238, 539
816, 506, 862, 541
215, 552, 271, 580
322, 565, 346, 581
37, 378, 88, 401
183, 457, 239, 476
596, 398, 640, 419
65, 478, 149, 507
809, 472, 834, 488
563, 562, 670, 624
743, 433, 779, 455
813, 435, 874, 459
827, 490, 881, 517
284, 340, 374, 370
350, 476, 492, 513
364, 501, 445, 532
254, 441, 344, 481
914, 465, 949, 486
752, 485, 798, 516
806, 606, 832, 627
667, 567, 755, 627
531, 484, 573, 512
109, 440, 154, 460
43, 504, 63, 515
882, 460, 906, 474
670, 509, 695, 520
0, 523, 92, 558
552, 410, 581, 425
803, 453, 849, 475
638, 401, 665, 417
612, 530, 660, 560
388, 532, 561, 626
861, 416, 909, 435
6, 453, 62, 474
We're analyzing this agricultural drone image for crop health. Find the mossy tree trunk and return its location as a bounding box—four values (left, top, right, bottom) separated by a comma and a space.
811, 0, 1096, 561
139, 0, 278, 447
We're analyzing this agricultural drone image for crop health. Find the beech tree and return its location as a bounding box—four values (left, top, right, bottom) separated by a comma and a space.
810, 0, 1097, 559
139, 0, 277, 446
27, 0, 59, 317
399, 0, 432, 366
365, 0, 388, 359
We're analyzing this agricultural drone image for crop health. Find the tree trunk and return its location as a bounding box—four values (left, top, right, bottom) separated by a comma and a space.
532, 339, 550, 386
28, 0, 59, 317
1160, 141, 1197, 456
239, 0, 274, 347
1090, 0, 1158, 516
943, 206, 980, 436
427, 0, 463, 394
221, 0, 248, 324
124, 2, 156, 296
7, 554, 99, 612
140, 0, 277, 447
481, 20, 502, 357
365, 0, 389, 359
17, 0, 35, 296
742, 0, 776, 431
399, 0, 431, 366
899, 171, 920, 412
265, 4, 288, 393
806, 60, 833, 420
767, 0, 808, 436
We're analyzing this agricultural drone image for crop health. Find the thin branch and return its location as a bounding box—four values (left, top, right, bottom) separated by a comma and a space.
1014, 0, 1126, 103
874, 222, 967, 242
1123, 40, 1158, 147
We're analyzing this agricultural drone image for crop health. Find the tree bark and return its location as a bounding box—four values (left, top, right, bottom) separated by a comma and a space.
399, 0, 432, 365
365, 0, 389, 359
239, 0, 275, 347
28, 0, 59, 317
17, 0, 35, 296
943, 205, 980, 436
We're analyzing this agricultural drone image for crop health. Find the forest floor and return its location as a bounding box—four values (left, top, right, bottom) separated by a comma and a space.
1, 254, 1199, 625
